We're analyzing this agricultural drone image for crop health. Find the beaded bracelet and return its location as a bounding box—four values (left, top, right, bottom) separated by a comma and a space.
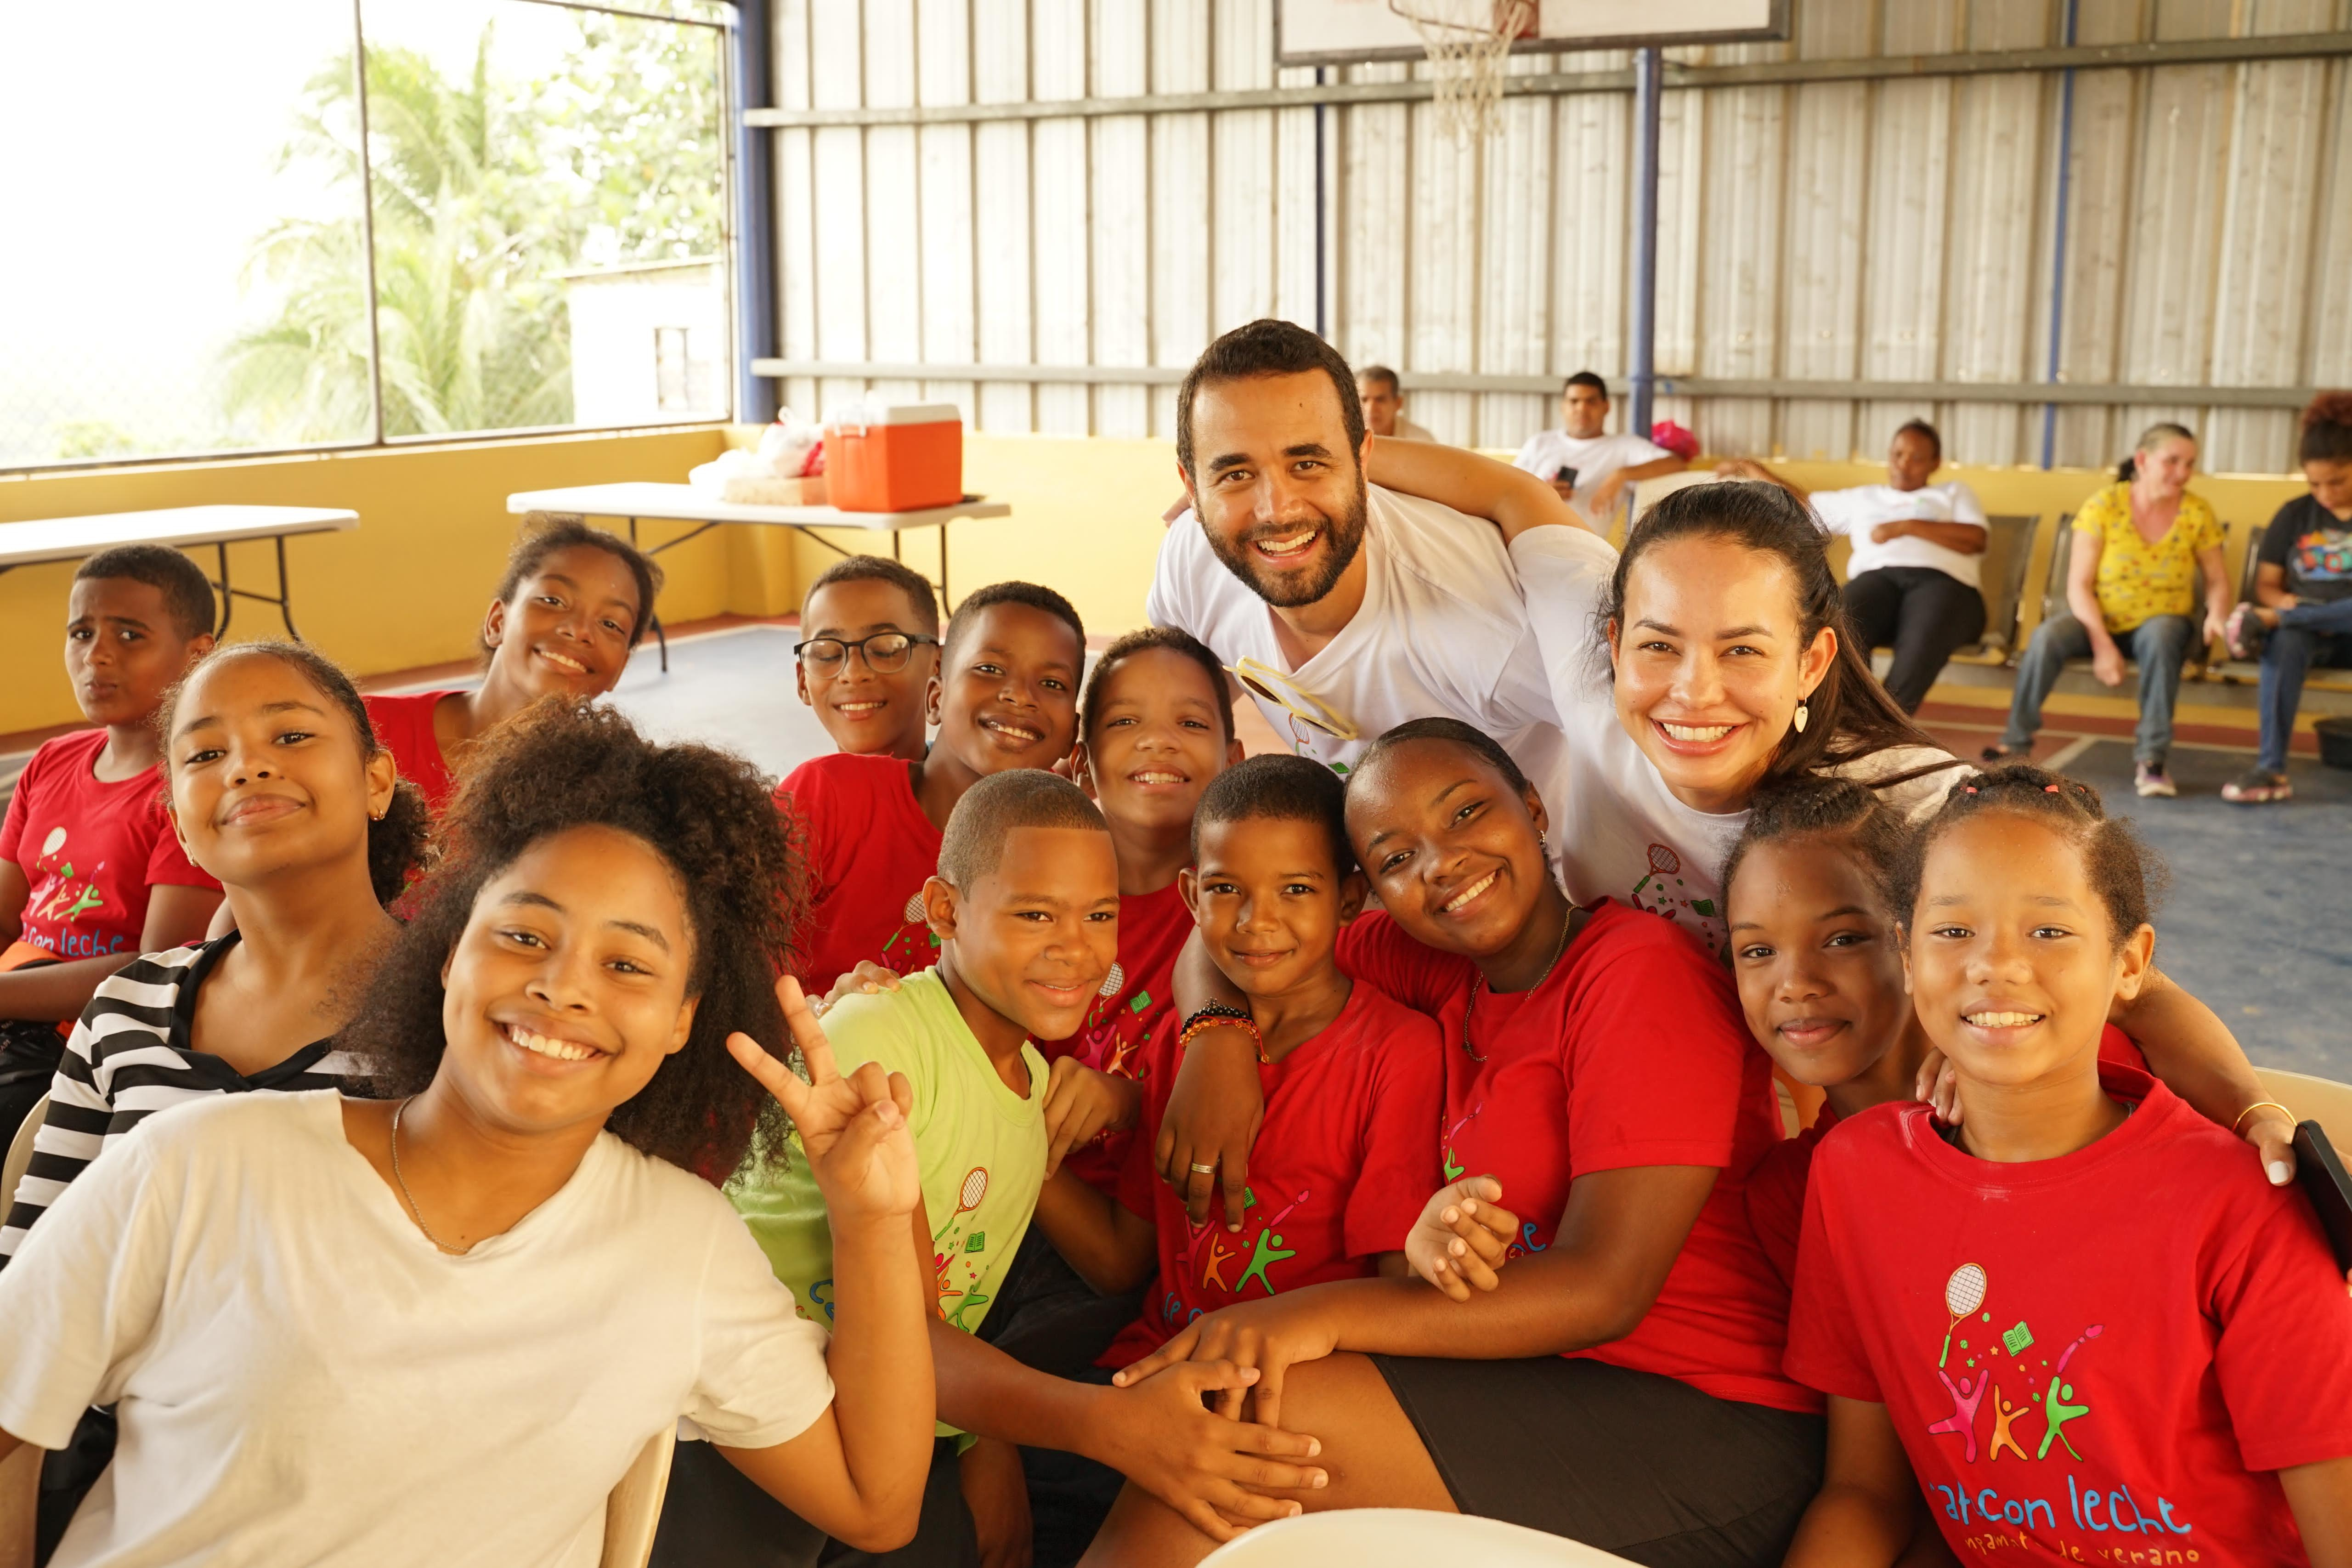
1178, 1005, 1268, 1064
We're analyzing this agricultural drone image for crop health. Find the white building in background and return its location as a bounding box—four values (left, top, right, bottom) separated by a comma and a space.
561, 258, 730, 425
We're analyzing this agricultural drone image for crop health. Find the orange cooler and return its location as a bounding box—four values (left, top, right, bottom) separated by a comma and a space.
825, 402, 963, 511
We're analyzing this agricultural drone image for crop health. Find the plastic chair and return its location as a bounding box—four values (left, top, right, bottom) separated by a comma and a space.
1, 1093, 46, 1217
1199, 1508, 1641, 1567
2253, 1067, 2352, 1156
600, 1431, 676, 1568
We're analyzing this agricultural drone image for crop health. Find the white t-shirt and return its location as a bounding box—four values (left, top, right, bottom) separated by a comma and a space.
1810, 481, 1989, 588
1511, 429, 1674, 517
0, 1091, 835, 1568
1391, 417, 1438, 444
1147, 485, 1564, 803
1508, 526, 1964, 958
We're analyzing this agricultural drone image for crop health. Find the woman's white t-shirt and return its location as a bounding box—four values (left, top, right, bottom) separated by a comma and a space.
1508, 526, 1964, 958
1809, 481, 1989, 588
0, 1090, 835, 1568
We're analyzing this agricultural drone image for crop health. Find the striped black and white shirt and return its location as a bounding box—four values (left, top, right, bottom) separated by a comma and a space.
0, 935, 362, 1263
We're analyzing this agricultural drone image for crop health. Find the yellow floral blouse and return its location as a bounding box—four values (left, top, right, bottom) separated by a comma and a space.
2072, 481, 2222, 633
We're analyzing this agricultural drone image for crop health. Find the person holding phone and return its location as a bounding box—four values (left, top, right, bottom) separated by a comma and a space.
1511, 371, 1685, 527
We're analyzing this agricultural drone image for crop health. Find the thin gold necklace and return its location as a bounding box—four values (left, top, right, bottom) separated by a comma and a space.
390, 1096, 469, 1255
1462, 901, 1580, 1063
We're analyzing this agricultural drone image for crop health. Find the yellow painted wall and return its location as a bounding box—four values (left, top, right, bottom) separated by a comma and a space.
0, 427, 750, 734
3, 429, 2312, 737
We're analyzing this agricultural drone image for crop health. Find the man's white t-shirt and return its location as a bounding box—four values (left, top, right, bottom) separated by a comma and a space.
1511, 429, 1674, 517
1147, 485, 1564, 801
1508, 526, 1964, 958
1810, 481, 1989, 588
1390, 417, 1438, 444
0, 1091, 836, 1568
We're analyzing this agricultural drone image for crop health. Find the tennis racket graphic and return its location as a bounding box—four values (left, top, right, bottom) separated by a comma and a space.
1939, 1262, 1988, 1368
932, 1166, 989, 1247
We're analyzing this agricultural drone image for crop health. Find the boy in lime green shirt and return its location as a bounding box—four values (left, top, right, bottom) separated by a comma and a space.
736, 965, 1053, 1335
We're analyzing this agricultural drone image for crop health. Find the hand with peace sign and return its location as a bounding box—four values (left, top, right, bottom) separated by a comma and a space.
729, 973, 921, 1227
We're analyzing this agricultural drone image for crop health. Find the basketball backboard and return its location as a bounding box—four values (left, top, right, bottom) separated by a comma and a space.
1275, 0, 1789, 66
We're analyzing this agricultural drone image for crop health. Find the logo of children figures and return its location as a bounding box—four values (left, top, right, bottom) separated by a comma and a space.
1939, 1262, 1989, 1369
932, 1165, 990, 1319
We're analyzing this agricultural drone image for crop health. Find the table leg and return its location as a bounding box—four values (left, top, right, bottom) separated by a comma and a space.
939, 522, 950, 612
629, 518, 669, 673
273, 535, 305, 641
213, 543, 234, 639
207, 537, 308, 640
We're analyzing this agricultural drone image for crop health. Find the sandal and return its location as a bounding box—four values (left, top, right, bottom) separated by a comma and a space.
2220, 768, 2292, 805
1979, 744, 2021, 764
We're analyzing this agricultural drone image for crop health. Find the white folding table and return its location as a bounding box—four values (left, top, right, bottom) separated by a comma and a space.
504, 482, 1011, 670
0, 504, 359, 639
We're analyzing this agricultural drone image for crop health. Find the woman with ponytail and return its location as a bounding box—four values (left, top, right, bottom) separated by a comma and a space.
2220, 391, 2352, 804
0, 640, 426, 1265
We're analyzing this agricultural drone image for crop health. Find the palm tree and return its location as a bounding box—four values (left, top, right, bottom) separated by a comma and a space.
223, 30, 573, 442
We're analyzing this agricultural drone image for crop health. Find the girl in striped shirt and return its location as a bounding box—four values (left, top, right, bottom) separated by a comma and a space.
0, 640, 426, 1262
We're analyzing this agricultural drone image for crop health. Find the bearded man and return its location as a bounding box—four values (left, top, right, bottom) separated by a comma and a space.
1146, 318, 1566, 788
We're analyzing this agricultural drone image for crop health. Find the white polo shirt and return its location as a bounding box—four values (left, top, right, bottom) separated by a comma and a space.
1512, 429, 1675, 516
1811, 481, 1989, 588
1146, 485, 1564, 801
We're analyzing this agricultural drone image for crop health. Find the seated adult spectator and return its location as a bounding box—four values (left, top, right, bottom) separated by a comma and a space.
1986, 423, 2229, 798
1511, 370, 1683, 527
1354, 365, 1437, 443
2221, 391, 2352, 805
1717, 419, 1988, 713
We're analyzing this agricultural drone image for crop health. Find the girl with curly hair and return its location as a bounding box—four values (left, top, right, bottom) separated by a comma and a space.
0, 703, 935, 1565
364, 514, 662, 814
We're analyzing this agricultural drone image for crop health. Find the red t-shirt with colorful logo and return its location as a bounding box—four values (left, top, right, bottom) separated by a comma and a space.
773, 752, 944, 993
1102, 978, 1444, 1367
1049, 881, 1194, 1195
361, 691, 463, 816
1747, 1025, 2150, 1287
1336, 899, 1812, 1414
0, 731, 218, 960
1787, 1067, 2352, 1566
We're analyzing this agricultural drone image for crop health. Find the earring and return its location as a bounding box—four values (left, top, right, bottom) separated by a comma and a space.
1538, 829, 1549, 855
1793, 698, 1810, 735
1097, 962, 1126, 999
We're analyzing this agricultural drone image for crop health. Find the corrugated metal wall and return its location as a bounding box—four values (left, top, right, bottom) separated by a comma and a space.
767, 0, 2352, 473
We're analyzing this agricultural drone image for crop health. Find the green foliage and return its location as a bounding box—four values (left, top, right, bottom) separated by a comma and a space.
221, 15, 722, 444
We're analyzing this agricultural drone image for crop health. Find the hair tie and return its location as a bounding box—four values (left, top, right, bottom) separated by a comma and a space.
1964, 785, 1978, 794
2044, 783, 2060, 793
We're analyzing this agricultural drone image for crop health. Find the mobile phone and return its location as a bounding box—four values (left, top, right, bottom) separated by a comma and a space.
2294, 1121, 2352, 1272
1554, 465, 1579, 487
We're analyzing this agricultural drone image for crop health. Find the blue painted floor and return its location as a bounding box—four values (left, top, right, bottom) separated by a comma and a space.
2058, 738, 2352, 1076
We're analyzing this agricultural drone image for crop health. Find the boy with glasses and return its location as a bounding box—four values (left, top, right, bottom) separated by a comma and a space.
775, 581, 1086, 994
792, 554, 942, 762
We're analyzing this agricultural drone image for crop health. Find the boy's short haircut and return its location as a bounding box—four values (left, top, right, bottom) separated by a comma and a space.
802, 554, 942, 636
1562, 370, 1609, 399
495, 514, 664, 646
937, 769, 1108, 890
941, 580, 1086, 661
1080, 626, 1235, 743
1357, 365, 1401, 394
1192, 753, 1355, 877
74, 546, 216, 642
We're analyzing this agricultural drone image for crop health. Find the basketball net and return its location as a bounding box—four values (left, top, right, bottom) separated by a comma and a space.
1389, 0, 1533, 142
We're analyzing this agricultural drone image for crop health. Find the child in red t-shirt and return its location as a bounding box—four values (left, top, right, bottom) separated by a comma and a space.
1092, 719, 1825, 1565
775, 582, 1085, 995
791, 555, 941, 762
1782, 765, 2352, 1566
1044, 627, 1245, 1196
1, 549, 222, 1060
1028, 754, 1441, 1366
362, 515, 660, 815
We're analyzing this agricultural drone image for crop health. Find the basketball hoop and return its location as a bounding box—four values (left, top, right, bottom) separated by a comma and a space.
1388, 0, 1533, 142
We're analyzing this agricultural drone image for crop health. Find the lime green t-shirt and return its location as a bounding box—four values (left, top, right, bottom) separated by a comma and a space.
730, 968, 1048, 1343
